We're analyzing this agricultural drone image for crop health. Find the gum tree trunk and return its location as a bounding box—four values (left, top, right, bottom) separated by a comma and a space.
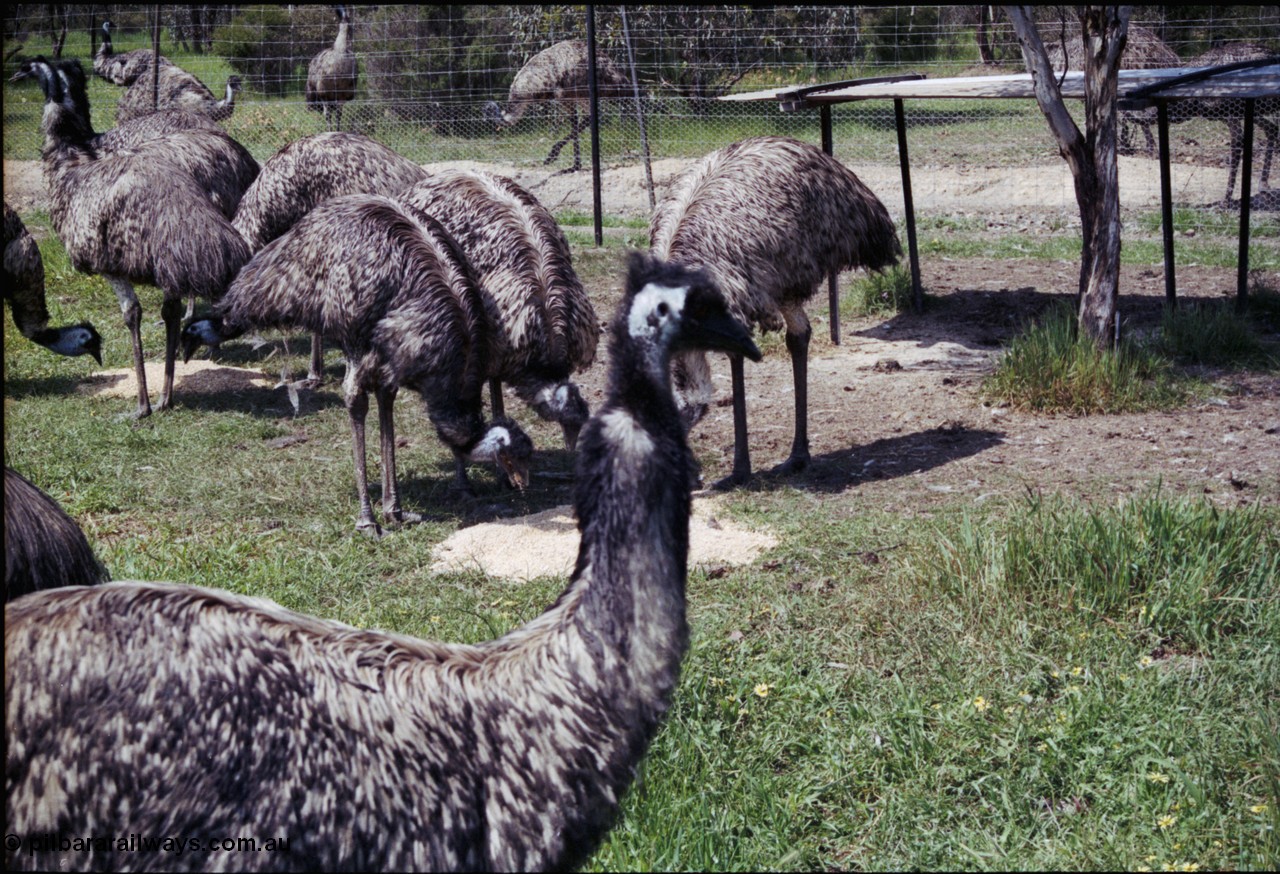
1004, 5, 1130, 347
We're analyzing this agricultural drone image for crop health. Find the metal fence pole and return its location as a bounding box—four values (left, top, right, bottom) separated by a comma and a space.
587, 5, 603, 247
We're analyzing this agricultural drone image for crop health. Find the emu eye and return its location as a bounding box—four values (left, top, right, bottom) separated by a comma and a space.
656, 302, 670, 317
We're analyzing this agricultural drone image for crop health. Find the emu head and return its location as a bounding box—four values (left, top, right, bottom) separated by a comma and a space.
482, 100, 506, 130
467, 417, 534, 490
528, 381, 590, 451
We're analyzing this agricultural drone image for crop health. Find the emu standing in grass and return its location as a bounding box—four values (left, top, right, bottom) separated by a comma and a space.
399, 170, 600, 448
4, 201, 101, 364
92, 18, 171, 86
183, 195, 532, 537
228, 131, 429, 383
7, 254, 758, 872
652, 136, 901, 487
5, 467, 108, 603
485, 39, 628, 171
306, 5, 357, 132
115, 66, 243, 125
30, 57, 251, 418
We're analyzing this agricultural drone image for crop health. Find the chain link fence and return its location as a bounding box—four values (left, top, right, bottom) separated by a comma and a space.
4, 5, 1277, 228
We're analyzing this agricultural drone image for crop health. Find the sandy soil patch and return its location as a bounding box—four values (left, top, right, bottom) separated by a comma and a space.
80, 359, 276, 401
431, 494, 778, 582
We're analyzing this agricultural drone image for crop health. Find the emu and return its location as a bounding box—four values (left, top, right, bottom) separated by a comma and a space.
6, 253, 758, 872
5, 467, 108, 603
29, 57, 251, 418
398, 170, 600, 448
484, 39, 628, 172
92, 18, 172, 86
116, 66, 243, 125
183, 195, 532, 537
229, 131, 429, 384
4, 201, 101, 364
306, 4, 357, 132
651, 135, 902, 487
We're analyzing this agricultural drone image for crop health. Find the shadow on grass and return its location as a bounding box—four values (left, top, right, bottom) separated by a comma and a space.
744, 424, 1006, 494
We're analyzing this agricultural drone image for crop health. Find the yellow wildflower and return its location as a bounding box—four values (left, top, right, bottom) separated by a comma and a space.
754, 683, 772, 698
972, 696, 990, 712
1147, 772, 1171, 784
1071, 665, 1085, 676
1141, 655, 1155, 667
1157, 814, 1177, 829
1250, 803, 1269, 814
1179, 864, 1200, 873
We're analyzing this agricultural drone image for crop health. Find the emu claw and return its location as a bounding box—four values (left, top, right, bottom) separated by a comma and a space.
356, 519, 384, 540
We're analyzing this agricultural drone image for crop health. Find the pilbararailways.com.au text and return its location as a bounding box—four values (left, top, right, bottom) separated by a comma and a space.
7, 832, 289, 857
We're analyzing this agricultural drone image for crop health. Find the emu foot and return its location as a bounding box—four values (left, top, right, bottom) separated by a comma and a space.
770, 452, 810, 477
384, 509, 424, 528
356, 519, 384, 540
712, 468, 752, 491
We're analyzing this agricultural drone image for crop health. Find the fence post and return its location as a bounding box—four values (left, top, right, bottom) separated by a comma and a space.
587, 5, 603, 247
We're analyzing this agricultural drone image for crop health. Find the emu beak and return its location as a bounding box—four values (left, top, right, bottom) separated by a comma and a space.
561, 421, 581, 453
499, 450, 529, 491
681, 305, 762, 363
180, 330, 200, 364
89, 344, 103, 366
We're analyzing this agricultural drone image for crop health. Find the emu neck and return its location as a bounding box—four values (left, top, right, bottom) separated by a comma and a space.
334, 22, 351, 54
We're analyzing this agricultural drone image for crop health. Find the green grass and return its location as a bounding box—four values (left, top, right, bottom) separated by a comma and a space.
982, 303, 1189, 414
1157, 300, 1275, 369
6, 136, 1279, 872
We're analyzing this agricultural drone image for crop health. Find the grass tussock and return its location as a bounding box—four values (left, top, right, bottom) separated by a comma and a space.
982, 303, 1186, 414
845, 265, 916, 316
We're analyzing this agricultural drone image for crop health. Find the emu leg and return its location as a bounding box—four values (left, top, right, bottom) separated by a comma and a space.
545, 106, 588, 171
451, 449, 474, 495
346, 389, 381, 538
776, 322, 813, 475
376, 386, 421, 526
1259, 114, 1277, 188
713, 352, 752, 490
308, 332, 325, 386
157, 296, 185, 412
1226, 119, 1244, 204
489, 377, 505, 419
109, 277, 151, 419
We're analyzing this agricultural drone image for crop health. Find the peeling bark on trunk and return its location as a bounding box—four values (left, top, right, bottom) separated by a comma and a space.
1004, 5, 1130, 347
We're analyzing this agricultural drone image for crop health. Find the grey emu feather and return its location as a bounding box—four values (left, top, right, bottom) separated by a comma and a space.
4, 200, 101, 363
651, 135, 902, 485
398, 170, 600, 447
6, 254, 760, 872
115, 65, 243, 125
185, 195, 532, 536
5, 467, 109, 602
229, 130, 428, 382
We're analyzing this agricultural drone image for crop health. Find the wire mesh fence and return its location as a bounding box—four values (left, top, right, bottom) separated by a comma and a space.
4, 5, 1277, 227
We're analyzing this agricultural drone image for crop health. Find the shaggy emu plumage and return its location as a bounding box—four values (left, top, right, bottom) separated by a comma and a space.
183, 195, 532, 537
485, 39, 628, 171
92, 18, 172, 86
29, 57, 251, 418
11, 56, 259, 220
6, 253, 758, 872
398, 170, 600, 448
229, 131, 429, 382
115, 65, 243, 125
5, 467, 108, 603
651, 135, 902, 486
4, 201, 101, 363
306, 5, 358, 131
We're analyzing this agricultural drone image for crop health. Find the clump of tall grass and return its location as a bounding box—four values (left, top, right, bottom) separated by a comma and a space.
982, 302, 1184, 413
1157, 300, 1270, 368
920, 493, 1279, 649
845, 265, 916, 316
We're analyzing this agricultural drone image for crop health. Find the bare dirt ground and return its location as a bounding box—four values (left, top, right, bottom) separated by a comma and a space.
6, 156, 1277, 580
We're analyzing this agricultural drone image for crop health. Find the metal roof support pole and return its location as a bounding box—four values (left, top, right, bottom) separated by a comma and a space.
1236, 97, 1255, 312
893, 98, 923, 312
587, 5, 603, 247
1157, 99, 1176, 307
821, 105, 841, 344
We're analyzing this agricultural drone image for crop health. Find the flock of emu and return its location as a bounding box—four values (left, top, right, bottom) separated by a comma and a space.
1, 19, 902, 873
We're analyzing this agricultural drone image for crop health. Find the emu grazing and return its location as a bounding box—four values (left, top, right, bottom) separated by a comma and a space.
115, 66, 243, 125
29, 57, 251, 418
92, 18, 171, 85
485, 39, 628, 171
306, 4, 358, 131
399, 170, 600, 448
652, 135, 902, 487
183, 195, 532, 537
229, 131, 429, 383
6, 254, 758, 872
4, 201, 101, 363
5, 467, 108, 603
